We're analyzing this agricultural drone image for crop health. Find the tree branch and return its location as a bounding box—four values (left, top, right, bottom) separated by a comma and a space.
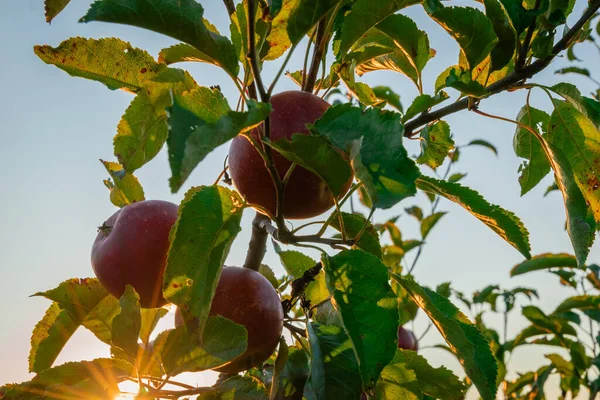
223, 0, 236, 15
246, 0, 267, 102
403, 2, 600, 137
517, 0, 541, 70
243, 213, 270, 271
284, 321, 308, 337
303, 19, 327, 93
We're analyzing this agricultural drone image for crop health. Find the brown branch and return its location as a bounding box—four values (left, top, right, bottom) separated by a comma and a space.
284, 321, 308, 337
243, 213, 270, 271
223, 0, 236, 15
517, 0, 542, 70
403, 2, 600, 137
303, 19, 327, 93
246, 0, 268, 102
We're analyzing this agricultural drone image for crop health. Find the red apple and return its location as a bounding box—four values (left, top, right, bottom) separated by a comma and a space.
397, 326, 418, 351
228, 90, 353, 219
175, 266, 284, 374
91, 200, 178, 308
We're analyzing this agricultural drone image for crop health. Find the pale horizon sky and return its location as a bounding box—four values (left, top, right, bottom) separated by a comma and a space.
1, 1, 598, 398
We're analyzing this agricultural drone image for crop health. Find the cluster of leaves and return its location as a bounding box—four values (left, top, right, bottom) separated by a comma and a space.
553, 12, 600, 101
4, 0, 600, 398
452, 253, 600, 398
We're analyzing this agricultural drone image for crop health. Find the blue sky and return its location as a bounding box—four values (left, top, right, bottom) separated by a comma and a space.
1, 0, 598, 397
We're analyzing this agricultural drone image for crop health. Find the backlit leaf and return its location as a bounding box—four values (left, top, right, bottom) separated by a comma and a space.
163, 186, 244, 336
416, 121, 455, 169
81, 0, 239, 76
34, 37, 165, 93
390, 275, 498, 400
416, 176, 531, 258
323, 250, 399, 390
313, 104, 420, 209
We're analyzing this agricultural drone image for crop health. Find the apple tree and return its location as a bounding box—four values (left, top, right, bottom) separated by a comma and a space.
1, 0, 600, 399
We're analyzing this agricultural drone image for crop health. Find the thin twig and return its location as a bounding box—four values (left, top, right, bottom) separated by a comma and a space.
303, 19, 327, 92
284, 321, 308, 337
517, 0, 542, 70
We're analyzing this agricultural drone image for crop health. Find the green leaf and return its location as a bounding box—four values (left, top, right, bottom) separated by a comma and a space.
547, 100, 600, 225
229, 2, 270, 72
496, 0, 538, 34
376, 14, 431, 73
45, 359, 129, 384
33, 278, 120, 344
163, 186, 244, 337
330, 212, 382, 258
211, 375, 267, 399
335, 62, 384, 106
34, 37, 165, 93
322, 250, 399, 391
139, 308, 168, 345
510, 253, 578, 276
555, 66, 591, 78
168, 90, 271, 193
416, 176, 531, 258
554, 295, 600, 313
531, 30, 554, 59
378, 350, 466, 399
467, 139, 498, 156
424, 3, 498, 69
390, 275, 498, 400
549, 83, 600, 131
81, 0, 239, 77
337, 0, 421, 58
448, 173, 467, 183
521, 305, 577, 337
263, 0, 297, 61
421, 212, 447, 239
155, 316, 248, 375
158, 43, 213, 65
443, 68, 488, 97
405, 206, 424, 222
402, 92, 449, 123
306, 271, 330, 308
45, 0, 71, 23
348, 31, 420, 88
28, 303, 79, 373
111, 285, 141, 359
549, 269, 578, 288
115, 70, 198, 173
258, 264, 279, 289
265, 134, 353, 197
513, 105, 551, 195
313, 104, 420, 209
272, 345, 309, 399
483, 0, 516, 71
545, 140, 596, 265
372, 86, 403, 113
375, 361, 422, 399
272, 241, 317, 278
304, 322, 362, 400
101, 160, 145, 207
416, 121, 455, 169
287, 0, 345, 44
